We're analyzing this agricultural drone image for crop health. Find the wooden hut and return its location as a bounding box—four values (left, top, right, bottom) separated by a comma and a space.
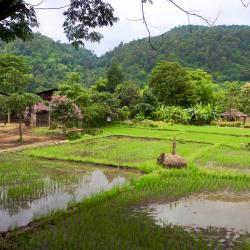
30, 88, 58, 127
221, 109, 248, 124
0, 88, 58, 127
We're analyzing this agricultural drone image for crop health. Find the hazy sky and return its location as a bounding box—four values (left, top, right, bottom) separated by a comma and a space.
30, 0, 250, 56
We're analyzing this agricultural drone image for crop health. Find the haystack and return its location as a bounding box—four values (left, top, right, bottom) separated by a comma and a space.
157, 138, 187, 169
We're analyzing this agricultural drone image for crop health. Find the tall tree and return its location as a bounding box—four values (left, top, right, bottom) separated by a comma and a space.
0, 53, 40, 140
106, 62, 124, 93
239, 82, 250, 114
115, 82, 141, 108
186, 69, 216, 105
0, 95, 8, 124
218, 82, 242, 112
149, 61, 190, 106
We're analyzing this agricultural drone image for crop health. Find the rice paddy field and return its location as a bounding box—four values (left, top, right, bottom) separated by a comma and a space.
0, 124, 250, 250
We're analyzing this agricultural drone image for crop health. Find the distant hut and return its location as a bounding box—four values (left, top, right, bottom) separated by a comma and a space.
221, 109, 248, 124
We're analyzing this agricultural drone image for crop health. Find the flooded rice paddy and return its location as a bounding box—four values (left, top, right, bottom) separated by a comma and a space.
0, 162, 138, 232
143, 192, 250, 231
138, 192, 250, 248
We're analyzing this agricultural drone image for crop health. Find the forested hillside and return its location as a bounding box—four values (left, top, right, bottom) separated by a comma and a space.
99, 25, 250, 84
0, 33, 98, 91
1, 25, 250, 91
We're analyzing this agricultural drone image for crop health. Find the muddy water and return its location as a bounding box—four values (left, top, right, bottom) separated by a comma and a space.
0, 165, 138, 232
144, 193, 250, 232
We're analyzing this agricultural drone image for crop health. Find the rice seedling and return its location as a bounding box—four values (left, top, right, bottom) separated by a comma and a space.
195, 145, 250, 170
4, 170, 250, 250
103, 126, 250, 147
1, 124, 250, 249
24, 136, 211, 173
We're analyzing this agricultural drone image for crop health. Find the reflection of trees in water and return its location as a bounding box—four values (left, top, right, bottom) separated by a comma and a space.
0, 156, 135, 217
37, 166, 86, 186
103, 171, 120, 184
103, 170, 136, 184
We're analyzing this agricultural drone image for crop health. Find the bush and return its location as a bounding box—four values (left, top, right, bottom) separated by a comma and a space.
118, 106, 130, 121
154, 105, 190, 124
83, 129, 103, 136
186, 103, 219, 125
51, 95, 82, 132
65, 131, 82, 140
140, 119, 159, 127
134, 112, 145, 122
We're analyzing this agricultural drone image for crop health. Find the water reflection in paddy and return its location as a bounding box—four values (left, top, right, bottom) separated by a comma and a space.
143, 192, 250, 232
0, 163, 138, 232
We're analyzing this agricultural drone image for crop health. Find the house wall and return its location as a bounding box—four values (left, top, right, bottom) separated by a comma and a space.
36, 111, 50, 127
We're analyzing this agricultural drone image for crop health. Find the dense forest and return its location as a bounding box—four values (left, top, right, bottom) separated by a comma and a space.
0, 25, 250, 91
0, 33, 98, 91
99, 25, 250, 84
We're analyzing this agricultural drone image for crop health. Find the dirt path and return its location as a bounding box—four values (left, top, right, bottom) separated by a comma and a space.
0, 124, 64, 152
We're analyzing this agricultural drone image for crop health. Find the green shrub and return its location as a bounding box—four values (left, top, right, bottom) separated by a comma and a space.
83, 129, 103, 136
154, 105, 190, 124
186, 103, 219, 125
118, 106, 130, 120
65, 131, 82, 140
134, 112, 145, 121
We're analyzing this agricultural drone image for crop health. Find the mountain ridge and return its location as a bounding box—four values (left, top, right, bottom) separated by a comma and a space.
0, 25, 250, 91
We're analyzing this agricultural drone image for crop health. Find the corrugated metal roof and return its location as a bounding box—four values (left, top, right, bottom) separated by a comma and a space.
34, 102, 50, 111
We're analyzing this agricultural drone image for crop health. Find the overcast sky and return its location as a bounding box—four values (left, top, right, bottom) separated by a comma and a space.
30, 0, 250, 56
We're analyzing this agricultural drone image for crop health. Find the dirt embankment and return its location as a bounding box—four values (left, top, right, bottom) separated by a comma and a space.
0, 124, 63, 152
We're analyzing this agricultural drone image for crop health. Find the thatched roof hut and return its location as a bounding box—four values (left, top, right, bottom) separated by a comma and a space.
221, 109, 248, 124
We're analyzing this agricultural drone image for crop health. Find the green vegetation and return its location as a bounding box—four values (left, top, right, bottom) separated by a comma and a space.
195, 146, 250, 170
3, 166, 250, 249
106, 61, 124, 93
2, 25, 250, 91
99, 25, 250, 84
0, 54, 41, 140
103, 126, 250, 147
0, 33, 98, 91
25, 136, 210, 173
1, 30, 249, 130
0, 124, 250, 249
149, 61, 190, 106
50, 95, 83, 133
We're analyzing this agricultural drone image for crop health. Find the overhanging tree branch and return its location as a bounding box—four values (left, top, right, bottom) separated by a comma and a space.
141, 0, 161, 50
34, 4, 70, 10
166, 0, 220, 26
240, 0, 250, 7
140, 0, 221, 50
0, 0, 248, 47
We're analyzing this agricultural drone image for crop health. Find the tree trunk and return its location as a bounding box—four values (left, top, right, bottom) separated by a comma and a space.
7, 110, 11, 124
62, 123, 66, 134
19, 112, 23, 141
